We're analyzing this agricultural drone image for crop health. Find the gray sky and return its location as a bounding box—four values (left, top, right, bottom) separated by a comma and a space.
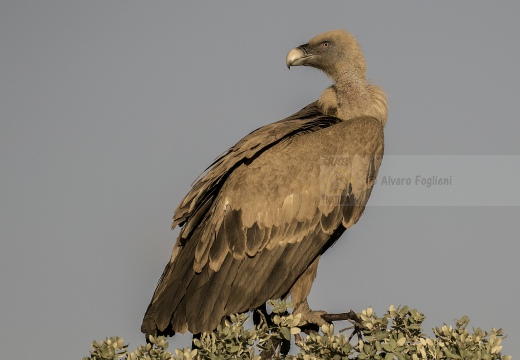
1, 1, 519, 358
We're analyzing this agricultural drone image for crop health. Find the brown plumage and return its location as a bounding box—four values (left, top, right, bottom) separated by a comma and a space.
142, 29, 387, 337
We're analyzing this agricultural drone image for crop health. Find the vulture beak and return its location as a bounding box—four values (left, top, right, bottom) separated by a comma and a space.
286, 44, 311, 69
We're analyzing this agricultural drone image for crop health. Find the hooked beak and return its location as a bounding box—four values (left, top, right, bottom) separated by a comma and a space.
286, 44, 311, 69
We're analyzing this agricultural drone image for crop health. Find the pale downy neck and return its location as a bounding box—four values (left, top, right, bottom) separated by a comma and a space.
318, 71, 388, 126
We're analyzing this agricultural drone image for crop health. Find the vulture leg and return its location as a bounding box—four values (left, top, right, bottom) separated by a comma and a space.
289, 255, 328, 330
289, 255, 320, 308
293, 299, 327, 331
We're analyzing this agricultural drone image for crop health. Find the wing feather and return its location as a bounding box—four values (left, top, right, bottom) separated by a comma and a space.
245, 223, 264, 256
172, 102, 341, 230
209, 221, 229, 272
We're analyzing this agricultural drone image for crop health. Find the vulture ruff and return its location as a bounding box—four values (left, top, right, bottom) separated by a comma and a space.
142, 29, 387, 337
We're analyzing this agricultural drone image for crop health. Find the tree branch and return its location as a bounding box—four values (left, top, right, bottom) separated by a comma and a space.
321, 309, 360, 324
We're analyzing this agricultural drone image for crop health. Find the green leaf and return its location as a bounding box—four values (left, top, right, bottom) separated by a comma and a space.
290, 327, 301, 335
281, 327, 291, 341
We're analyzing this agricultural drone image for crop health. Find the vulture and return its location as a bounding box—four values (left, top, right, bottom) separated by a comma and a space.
142, 29, 387, 337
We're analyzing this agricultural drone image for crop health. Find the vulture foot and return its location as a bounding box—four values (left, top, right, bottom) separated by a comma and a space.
293, 300, 328, 333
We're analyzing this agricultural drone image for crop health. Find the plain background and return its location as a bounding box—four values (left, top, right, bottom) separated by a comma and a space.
1, 1, 519, 358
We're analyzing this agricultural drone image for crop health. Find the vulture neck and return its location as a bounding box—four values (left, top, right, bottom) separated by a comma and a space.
318, 71, 388, 126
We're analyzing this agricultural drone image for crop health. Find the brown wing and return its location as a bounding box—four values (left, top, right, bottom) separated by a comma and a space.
172, 101, 340, 233
142, 104, 383, 335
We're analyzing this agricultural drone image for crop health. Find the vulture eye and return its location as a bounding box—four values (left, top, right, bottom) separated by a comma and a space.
321, 41, 331, 48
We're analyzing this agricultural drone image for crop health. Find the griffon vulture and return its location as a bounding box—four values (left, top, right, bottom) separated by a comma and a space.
142, 30, 387, 337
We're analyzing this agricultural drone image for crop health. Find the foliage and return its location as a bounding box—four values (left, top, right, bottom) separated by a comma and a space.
83, 301, 510, 360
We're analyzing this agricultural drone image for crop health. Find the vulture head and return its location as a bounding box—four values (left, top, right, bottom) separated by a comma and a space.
286, 29, 366, 81
286, 29, 386, 124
